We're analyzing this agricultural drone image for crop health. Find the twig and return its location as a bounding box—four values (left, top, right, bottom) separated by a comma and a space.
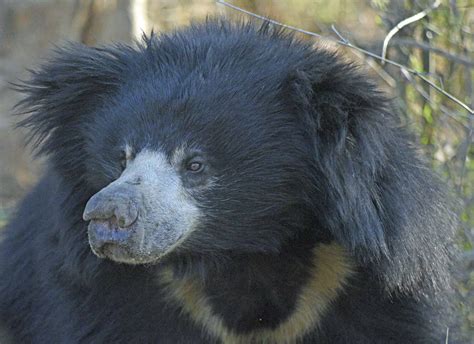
458, 49, 474, 192
330, 25, 348, 44
391, 38, 474, 67
216, 0, 473, 115
338, 32, 397, 87
381, 0, 441, 64
401, 69, 468, 127
365, 57, 398, 88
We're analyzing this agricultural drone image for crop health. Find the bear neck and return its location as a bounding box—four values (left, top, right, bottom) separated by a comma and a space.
159, 240, 353, 344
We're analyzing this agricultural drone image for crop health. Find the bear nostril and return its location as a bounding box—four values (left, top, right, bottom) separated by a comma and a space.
118, 217, 126, 228
114, 200, 139, 228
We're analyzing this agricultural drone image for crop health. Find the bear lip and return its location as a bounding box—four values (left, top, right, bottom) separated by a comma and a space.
88, 219, 135, 245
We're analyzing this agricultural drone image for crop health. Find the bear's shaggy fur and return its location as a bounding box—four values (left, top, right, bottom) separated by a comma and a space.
0, 21, 456, 343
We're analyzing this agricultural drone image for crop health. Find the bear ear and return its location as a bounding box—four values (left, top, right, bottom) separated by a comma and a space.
287, 51, 457, 293
13, 43, 128, 178
287, 53, 391, 262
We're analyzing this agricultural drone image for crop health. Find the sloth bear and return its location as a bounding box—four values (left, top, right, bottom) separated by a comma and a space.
0, 21, 457, 343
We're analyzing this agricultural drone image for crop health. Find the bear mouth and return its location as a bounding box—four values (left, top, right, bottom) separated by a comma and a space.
87, 219, 138, 263
87, 218, 182, 265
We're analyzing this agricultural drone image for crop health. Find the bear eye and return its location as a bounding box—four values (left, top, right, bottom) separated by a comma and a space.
120, 145, 134, 171
186, 161, 204, 173
120, 152, 128, 170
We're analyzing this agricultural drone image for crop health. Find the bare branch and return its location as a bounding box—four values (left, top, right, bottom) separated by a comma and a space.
364, 57, 398, 88
400, 69, 468, 128
216, 0, 474, 115
381, 0, 441, 64
330, 25, 348, 44
458, 50, 474, 192
391, 38, 474, 67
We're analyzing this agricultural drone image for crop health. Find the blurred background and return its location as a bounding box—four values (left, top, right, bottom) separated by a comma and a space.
0, 0, 472, 341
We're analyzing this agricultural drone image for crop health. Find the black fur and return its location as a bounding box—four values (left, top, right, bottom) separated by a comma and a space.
0, 20, 457, 343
